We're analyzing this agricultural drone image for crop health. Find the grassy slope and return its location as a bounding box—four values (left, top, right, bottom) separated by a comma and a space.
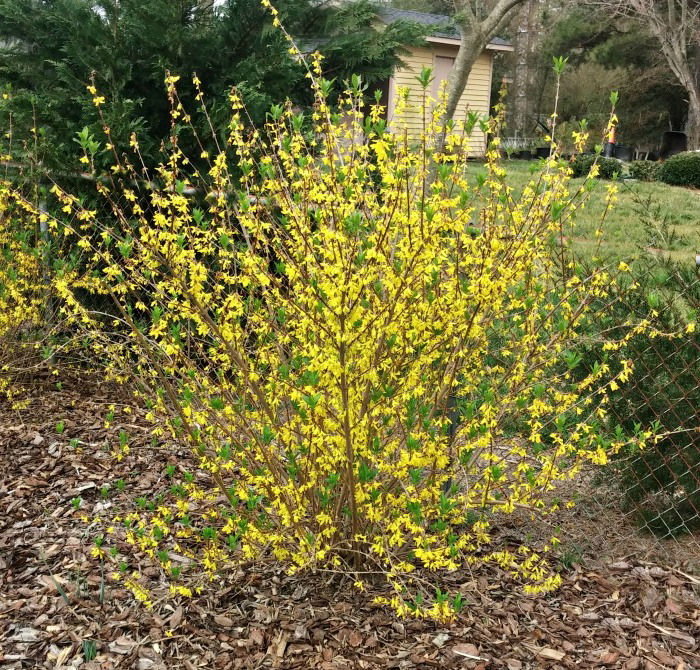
467, 160, 700, 264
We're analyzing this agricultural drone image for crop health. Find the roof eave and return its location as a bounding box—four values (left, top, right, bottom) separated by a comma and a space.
425, 35, 461, 46
424, 35, 514, 51
485, 42, 514, 52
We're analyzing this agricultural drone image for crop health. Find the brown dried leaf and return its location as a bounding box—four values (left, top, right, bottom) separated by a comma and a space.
168, 606, 183, 630
213, 614, 234, 629
537, 647, 566, 661
652, 649, 677, 666
249, 628, 265, 646
432, 633, 450, 648
599, 650, 620, 664
453, 643, 484, 660
108, 635, 136, 654
348, 630, 363, 647
274, 633, 289, 657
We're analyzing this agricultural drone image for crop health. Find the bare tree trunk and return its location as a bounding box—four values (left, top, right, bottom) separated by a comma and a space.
658, 39, 700, 148
687, 86, 700, 149
443, 32, 484, 124
591, 0, 700, 149
692, 43, 700, 148
441, 0, 527, 130
510, 0, 541, 138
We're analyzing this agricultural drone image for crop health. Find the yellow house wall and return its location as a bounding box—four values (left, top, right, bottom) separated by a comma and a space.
388, 45, 493, 156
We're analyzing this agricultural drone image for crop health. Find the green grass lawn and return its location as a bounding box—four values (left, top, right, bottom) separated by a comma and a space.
467, 160, 700, 265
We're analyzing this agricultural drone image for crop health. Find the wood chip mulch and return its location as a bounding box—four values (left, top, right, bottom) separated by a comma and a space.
1, 375, 698, 670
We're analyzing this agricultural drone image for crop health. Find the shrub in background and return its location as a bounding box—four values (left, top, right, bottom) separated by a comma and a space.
658, 151, 700, 189
597, 156, 622, 180
570, 153, 620, 180
0, 177, 49, 405
628, 160, 660, 182
570, 153, 596, 177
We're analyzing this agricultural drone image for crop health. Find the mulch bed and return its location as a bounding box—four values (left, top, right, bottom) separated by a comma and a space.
1, 375, 698, 669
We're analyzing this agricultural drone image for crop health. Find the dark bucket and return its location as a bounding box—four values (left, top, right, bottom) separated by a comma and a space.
660, 132, 687, 159
613, 144, 634, 161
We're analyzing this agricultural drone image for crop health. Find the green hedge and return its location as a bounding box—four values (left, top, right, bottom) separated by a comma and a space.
628, 160, 660, 182
658, 151, 700, 189
571, 154, 621, 180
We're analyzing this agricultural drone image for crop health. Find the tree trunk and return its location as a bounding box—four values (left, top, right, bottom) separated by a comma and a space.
443, 30, 484, 126
661, 47, 700, 149
636, 0, 700, 148
510, 0, 541, 139
436, 0, 526, 153
686, 86, 700, 150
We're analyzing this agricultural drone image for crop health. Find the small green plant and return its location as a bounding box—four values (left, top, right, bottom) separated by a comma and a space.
658, 151, 700, 189
39, 553, 71, 604
82, 639, 97, 662
630, 191, 688, 252
69, 438, 79, 448
71, 497, 81, 510
100, 485, 110, 498
557, 544, 583, 570
55, 420, 65, 434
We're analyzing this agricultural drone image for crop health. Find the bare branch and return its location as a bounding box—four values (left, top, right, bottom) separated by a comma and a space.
585, 0, 700, 148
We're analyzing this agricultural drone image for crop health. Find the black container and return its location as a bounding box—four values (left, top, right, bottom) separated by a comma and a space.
535, 146, 551, 159
613, 144, 634, 161
660, 131, 687, 159
603, 141, 615, 158
516, 149, 533, 160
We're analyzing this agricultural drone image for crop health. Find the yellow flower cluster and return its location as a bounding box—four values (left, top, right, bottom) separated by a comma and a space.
0, 180, 50, 404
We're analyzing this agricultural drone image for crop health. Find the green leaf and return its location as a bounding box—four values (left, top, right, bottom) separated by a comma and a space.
261, 425, 275, 445
552, 55, 568, 76
416, 66, 433, 89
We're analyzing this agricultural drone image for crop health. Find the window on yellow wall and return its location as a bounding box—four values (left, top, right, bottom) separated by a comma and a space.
431, 55, 455, 102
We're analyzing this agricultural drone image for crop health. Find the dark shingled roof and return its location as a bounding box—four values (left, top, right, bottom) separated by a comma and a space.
378, 7, 511, 47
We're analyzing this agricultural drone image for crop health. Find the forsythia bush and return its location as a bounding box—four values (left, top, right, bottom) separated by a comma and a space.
6, 50, 659, 618
0, 176, 49, 403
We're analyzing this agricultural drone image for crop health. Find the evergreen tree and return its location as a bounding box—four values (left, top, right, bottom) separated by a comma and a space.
0, 0, 423, 168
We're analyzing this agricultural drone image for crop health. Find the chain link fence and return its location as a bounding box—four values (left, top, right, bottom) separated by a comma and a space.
607, 269, 699, 542
555, 265, 700, 569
